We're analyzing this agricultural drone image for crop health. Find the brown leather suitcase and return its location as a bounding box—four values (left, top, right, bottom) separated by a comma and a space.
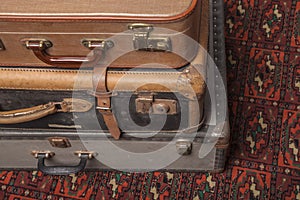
0, 0, 208, 69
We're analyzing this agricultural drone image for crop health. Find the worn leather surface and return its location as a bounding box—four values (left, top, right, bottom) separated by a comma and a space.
0, 90, 189, 131
0, 103, 57, 124
0, 0, 208, 68
93, 64, 121, 139
0, 98, 93, 124
0, 64, 206, 97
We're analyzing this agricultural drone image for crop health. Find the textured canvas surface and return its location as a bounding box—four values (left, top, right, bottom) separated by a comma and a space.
0, 0, 300, 199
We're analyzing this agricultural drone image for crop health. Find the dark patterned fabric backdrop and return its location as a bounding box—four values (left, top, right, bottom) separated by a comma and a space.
0, 0, 299, 199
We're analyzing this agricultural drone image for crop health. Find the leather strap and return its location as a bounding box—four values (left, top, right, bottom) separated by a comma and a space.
93, 66, 121, 139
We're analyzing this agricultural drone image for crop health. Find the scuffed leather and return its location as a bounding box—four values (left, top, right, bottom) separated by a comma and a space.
0, 64, 206, 98
0, 0, 208, 69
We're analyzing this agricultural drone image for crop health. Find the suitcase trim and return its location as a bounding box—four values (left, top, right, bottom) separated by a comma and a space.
0, 0, 199, 22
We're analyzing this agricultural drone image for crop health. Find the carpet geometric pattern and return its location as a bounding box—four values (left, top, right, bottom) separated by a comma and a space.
0, 0, 299, 199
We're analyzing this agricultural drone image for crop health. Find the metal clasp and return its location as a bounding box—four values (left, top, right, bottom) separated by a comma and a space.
176, 140, 192, 155
48, 137, 72, 148
128, 23, 172, 52
81, 39, 114, 50
74, 151, 98, 159
31, 151, 55, 159
135, 93, 177, 115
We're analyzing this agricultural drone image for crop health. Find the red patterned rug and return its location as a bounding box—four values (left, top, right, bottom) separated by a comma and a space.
1, 0, 300, 199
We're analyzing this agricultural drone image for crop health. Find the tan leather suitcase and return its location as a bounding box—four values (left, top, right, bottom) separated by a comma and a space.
0, 0, 208, 69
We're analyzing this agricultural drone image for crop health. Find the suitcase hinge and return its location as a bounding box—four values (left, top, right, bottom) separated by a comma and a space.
136, 93, 177, 115
128, 24, 172, 52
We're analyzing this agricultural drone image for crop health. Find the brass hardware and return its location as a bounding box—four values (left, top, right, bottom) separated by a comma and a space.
128, 23, 154, 31
48, 137, 71, 148
136, 94, 177, 115
128, 23, 172, 52
0, 39, 5, 51
21, 38, 114, 52
20, 38, 113, 68
21, 38, 53, 50
81, 39, 114, 50
74, 151, 98, 159
31, 151, 55, 159
176, 140, 192, 155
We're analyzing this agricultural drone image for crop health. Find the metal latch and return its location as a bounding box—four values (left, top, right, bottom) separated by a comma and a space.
128, 23, 172, 52
0, 39, 5, 51
176, 140, 192, 155
48, 137, 71, 148
135, 93, 177, 115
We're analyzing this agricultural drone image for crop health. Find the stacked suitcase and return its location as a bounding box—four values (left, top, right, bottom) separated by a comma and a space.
0, 0, 229, 174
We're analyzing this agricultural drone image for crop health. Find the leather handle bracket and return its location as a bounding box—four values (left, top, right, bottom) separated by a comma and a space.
22, 39, 113, 68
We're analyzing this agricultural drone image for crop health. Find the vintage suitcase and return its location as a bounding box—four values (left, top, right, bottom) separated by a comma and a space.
0, 0, 211, 140
0, 0, 209, 69
0, 61, 229, 174
0, 0, 229, 174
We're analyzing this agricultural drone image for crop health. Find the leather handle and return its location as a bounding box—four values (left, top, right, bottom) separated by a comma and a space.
32, 151, 96, 175
22, 39, 113, 68
0, 103, 57, 124
37, 154, 88, 175
0, 98, 93, 124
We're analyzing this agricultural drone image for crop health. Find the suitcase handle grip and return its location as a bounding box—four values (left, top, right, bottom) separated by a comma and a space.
0, 98, 93, 124
22, 39, 113, 68
0, 103, 57, 124
32, 151, 96, 175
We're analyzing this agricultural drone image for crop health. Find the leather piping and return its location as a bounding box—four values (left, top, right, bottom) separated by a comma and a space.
0, 0, 197, 22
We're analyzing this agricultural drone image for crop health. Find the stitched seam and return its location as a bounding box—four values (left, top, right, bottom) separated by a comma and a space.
0, 86, 85, 91
0, 87, 87, 91
0, 68, 91, 74
0, 68, 181, 76
108, 71, 180, 75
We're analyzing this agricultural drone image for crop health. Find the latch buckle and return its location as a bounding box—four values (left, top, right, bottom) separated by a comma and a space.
128, 23, 172, 52
135, 93, 177, 115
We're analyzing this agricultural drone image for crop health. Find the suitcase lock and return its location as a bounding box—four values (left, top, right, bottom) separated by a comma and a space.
135, 94, 177, 115
48, 137, 72, 148
128, 23, 172, 52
